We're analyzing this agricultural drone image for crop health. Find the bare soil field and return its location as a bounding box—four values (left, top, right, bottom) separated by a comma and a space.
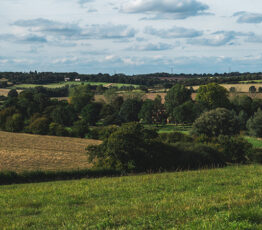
0, 131, 101, 172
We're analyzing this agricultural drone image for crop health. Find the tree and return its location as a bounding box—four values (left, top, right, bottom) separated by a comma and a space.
139, 99, 154, 124
81, 103, 102, 125
71, 120, 89, 138
87, 122, 159, 172
172, 101, 199, 124
69, 85, 94, 112
164, 84, 191, 114
119, 98, 142, 123
196, 83, 230, 109
192, 108, 240, 137
247, 108, 262, 137
249, 86, 256, 94
7, 89, 18, 98
5, 113, 24, 132
29, 117, 50, 135
50, 104, 77, 126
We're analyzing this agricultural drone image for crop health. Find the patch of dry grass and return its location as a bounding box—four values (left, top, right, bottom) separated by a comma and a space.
0, 131, 101, 172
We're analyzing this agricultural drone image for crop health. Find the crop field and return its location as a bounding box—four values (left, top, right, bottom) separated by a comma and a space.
0, 131, 101, 172
12, 81, 139, 89
0, 165, 262, 229
193, 84, 262, 93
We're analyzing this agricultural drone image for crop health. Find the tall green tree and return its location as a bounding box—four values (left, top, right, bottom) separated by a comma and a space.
164, 84, 191, 114
70, 85, 94, 112
196, 83, 230, 109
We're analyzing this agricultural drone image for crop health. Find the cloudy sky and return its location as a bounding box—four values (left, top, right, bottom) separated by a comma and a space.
1, 0, 262, 74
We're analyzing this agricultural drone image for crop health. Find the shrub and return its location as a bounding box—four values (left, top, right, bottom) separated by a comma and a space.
71, 120, 89, 138
247, 108, 262, 137
192, 108, 240, 137
159, 132, 193, 144
29, 116, 50, 135
171, 142, 224, 169
216, 135, 252, 163
87, 122, 159, 172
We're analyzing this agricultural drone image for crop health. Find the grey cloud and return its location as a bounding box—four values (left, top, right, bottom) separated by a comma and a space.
0, 33, 47, 44
13, 18, 82, 38
188, 31, 249, 47
144, 26, 203, 38
121, 0, 209, 20
128, 42, 173, 51
13, 18, 136, 40
83, 24, 136, 39
233, 11, 262, 24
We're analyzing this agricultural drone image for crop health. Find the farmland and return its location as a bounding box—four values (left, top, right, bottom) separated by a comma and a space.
11, 81, 140, 89
0, 131, 101, 172
0, 165, 262, 229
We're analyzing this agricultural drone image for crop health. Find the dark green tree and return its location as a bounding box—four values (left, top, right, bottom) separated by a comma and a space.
164, 84, 191, 114
70, 85, 94, 112
119, 98, 142, 123
81, 103, 102, 125
192, 108, 240, 137
247, 108, 262, 137
196, 83, 230, 109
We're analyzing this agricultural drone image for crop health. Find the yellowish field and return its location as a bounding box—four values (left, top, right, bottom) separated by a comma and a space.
192, 84, 262, 93
0, 89, 22, 96
0, 131, 101, 172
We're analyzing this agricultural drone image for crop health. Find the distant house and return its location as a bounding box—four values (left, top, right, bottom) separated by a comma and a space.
64, 77, 70, 82
75, 78, 81, 82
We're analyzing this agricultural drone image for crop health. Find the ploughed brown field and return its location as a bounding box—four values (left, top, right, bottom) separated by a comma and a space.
0, 131, 101, 172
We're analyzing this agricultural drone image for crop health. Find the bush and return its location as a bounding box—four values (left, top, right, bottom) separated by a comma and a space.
71, 120, 89, 138
28, 116, 50, 135
87, 125, 118, 140
87, 122, 159, 172
171, 142, 224, 169
158, 132, 193, 144
49, 122, 69, 136
216, 135, 252, 163
192, 108, 240, 137
247, 108, 262, 137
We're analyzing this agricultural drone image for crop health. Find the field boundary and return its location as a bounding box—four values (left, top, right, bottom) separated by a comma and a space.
0, 168, 122, 185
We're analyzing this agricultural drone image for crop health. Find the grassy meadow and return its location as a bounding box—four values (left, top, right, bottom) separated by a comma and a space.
12, 81, 139, 89
0, 131, 101, 172
0, 165, 262, 229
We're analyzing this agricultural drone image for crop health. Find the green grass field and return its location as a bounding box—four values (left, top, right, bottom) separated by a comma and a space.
146, 124, 191, 135
244, 136, 262, 148
12, 82, 139, 89
1, 165, 262, 229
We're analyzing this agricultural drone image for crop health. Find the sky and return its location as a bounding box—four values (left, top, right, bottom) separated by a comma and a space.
1, 0, 262, 74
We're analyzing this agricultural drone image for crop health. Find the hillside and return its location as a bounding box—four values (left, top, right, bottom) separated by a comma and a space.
0, 131, 101, 172
0, 165, 261, 229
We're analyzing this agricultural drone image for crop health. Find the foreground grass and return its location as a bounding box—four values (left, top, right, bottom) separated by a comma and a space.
1, 165, 262, 229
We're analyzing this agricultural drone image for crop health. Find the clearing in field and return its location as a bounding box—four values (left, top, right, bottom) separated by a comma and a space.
0, 131, 101, 172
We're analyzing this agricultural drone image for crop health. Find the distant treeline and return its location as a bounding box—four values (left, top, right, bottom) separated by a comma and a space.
1, 71, 262, 87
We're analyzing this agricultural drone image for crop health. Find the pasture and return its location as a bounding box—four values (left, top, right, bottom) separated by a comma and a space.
0, 131, 101, 172
0, 165, 262, 229
12, 81, 140, 89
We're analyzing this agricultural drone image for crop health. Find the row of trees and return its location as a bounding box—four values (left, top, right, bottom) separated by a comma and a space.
1, 71, 262, 87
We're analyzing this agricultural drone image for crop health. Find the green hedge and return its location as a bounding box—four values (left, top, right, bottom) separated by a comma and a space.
0, 168, 121, 185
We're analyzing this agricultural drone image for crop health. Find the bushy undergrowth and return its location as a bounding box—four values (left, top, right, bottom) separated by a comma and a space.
0, 169, 121, 185
86, 123, 247, 173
